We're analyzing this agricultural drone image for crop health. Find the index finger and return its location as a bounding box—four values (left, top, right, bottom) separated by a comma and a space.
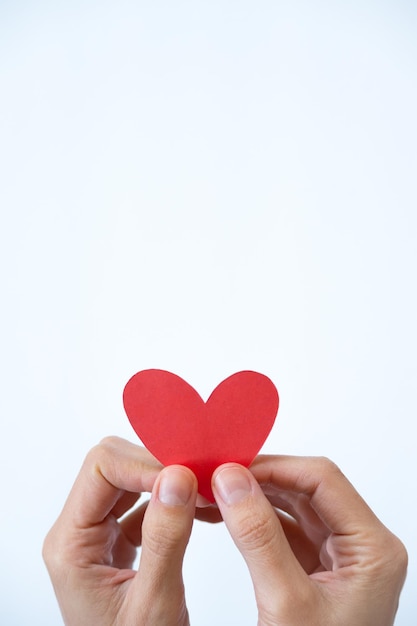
62, 437, 162, 528
250, 455, 382, 535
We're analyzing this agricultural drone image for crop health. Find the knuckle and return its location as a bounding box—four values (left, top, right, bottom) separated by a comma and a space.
292, 456, 343, 496
42, 526, 67, 575
309, 456, 346, 489
234, 509, 277, 551
42, 529, 54, 565
85, 440, 110, 465
384, 533, 408, 577
394, 537, 409, 572
314, 456, 341, 477
362, 526, 408, 585
92, 436, 122, 461
90, 436, 125, 458
98, 435, 123, 449
85, 437, 122, 474
143, 516, 185, 559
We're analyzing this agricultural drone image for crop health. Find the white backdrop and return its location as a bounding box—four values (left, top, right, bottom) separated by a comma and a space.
1, 1, 416, 624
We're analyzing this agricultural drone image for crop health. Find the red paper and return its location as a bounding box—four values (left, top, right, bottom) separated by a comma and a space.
123, 369, 279, 501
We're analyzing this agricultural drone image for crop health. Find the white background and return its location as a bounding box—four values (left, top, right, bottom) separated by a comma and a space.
1, 1, 416, 624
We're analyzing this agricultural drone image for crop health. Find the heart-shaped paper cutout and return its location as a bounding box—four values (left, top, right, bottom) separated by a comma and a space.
123, 369, 279, 501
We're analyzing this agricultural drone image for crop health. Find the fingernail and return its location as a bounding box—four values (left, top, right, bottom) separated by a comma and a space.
214, 466, 252, 505
158, 467, 193, 506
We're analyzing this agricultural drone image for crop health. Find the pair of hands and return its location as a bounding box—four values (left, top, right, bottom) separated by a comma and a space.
43, 437, 407, 625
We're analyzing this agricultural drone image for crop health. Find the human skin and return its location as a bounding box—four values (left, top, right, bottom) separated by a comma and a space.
43, 437, 197, 626
43, 437, 407, 626
211, 457, 408, 626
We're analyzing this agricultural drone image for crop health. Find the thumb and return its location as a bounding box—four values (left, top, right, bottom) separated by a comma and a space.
132, 466, 197, 623
212, 464, 309, 615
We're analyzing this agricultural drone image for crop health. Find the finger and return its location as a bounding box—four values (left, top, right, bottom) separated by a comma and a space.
109, 501, 150, 570
250, 455, 381, 535
212, 464, 311, 613
275, 511, 322, 573
128, 466, 197, 621
112, 490, 142, 520
62, 437, 162, 528
260, 484, 329, 548
119, 500, 149, 546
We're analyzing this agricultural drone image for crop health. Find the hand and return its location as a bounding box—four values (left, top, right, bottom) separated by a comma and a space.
212, 456, 407, 626
43, 437, 198, 626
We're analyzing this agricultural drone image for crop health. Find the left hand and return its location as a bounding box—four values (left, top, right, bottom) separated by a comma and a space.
43, 436, 198, 626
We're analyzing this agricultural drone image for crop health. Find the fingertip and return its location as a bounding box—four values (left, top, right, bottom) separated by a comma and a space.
155, 465, 197, 507
212, 463, 254, 506
212, 461, 248, 483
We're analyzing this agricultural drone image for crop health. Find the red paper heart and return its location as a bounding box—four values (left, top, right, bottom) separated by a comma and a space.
123, 369, 279, 501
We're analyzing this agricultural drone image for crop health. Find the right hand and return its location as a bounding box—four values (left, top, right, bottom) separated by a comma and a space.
211, 455, 408, 626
